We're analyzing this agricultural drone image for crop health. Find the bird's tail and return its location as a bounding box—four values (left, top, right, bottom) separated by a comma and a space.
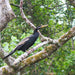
3, 49, 17, 60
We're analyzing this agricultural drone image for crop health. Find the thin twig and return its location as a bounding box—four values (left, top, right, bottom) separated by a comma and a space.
10, 3, 20, 7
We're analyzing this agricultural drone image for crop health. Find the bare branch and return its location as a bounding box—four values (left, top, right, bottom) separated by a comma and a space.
0, 0, 15, 66
10, 3, 20, 8
0, 26, 75, 75
13, 41, 49, 66
11, 26, 75, 70
19, 0, 55, 43
0, 66, 15, 75
0, 0, 16, 32
20, 0, 36, 29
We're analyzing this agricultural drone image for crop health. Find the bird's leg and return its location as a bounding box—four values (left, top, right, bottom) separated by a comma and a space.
26, 48, 34, 54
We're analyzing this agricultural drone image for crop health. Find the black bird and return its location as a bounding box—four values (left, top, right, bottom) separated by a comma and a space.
3, 25, 48, 59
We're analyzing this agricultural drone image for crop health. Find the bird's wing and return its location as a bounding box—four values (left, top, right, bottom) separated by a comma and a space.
18, 37, 29, 45
14, 37, 29, 50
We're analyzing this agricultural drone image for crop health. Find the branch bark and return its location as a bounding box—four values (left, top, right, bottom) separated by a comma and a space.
12, 26, 75, 71
13, 41, 49, 65
0, 66, 15, 75
0, 0, 16, 31
0, 0, 15, 67
0, 25, 74, 75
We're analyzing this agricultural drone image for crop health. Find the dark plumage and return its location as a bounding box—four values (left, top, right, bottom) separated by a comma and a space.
3, 25, 48, 59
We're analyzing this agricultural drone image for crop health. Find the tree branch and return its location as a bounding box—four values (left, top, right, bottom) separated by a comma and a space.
12, 26, 75, 71
0, 66, 15, 75
13, 41, 49, 66
20, 0, 56, 43
10, 3, 20, 8
0, 0, 15, 66
0, 20, 75, 75
0, 0, 16, 32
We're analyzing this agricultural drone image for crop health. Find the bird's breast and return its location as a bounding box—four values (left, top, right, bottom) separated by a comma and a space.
20, 32, 39, 52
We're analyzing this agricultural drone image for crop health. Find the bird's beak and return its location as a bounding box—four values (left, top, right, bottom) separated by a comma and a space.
40, 25, 48, 28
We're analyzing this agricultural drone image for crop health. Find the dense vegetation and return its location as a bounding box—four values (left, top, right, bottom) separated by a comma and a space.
0, 0, 75, 75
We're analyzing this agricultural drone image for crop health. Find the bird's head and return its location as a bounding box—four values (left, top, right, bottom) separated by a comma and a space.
34, 25, 48, 33
36, 25, 48, 30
